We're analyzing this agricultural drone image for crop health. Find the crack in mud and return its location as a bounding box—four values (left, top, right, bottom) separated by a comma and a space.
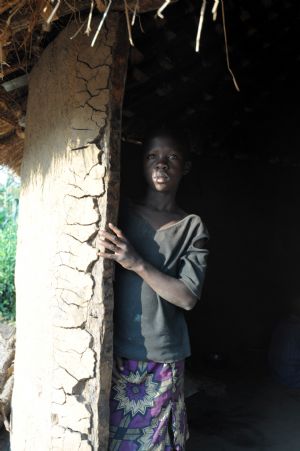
52, 37, 114, 449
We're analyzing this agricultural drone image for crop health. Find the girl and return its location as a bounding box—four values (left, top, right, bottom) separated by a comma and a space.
98, 126, 209, 450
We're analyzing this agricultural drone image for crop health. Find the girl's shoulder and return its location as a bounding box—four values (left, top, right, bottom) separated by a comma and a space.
178, 213, 209, 241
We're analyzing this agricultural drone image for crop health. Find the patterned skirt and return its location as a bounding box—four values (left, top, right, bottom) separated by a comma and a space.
109, 358, 188, 450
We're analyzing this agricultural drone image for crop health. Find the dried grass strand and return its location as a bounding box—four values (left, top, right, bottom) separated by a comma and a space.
0, 44, 10, 80
221, 0, 240, 92
0, 0, 20, 15
131, 0, 139, 26
46, 0, 61, 24
138, 14, 145, 33
70, 20, 86, 39
124, 0, 134, 46
85, 0, 94, 36
91, 0, 112, 47
156, 0, 171, 19
212, 0, 219, 21
6, 0, 26, 27
64, 0, 77, 13
195, 0, 207, 53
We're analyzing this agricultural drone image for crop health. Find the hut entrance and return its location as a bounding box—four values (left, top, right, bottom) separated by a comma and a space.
0, 1, 299, 449
120, 1, 300, 449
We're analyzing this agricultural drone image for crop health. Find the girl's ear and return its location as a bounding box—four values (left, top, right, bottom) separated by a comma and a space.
183, 160, 192, 175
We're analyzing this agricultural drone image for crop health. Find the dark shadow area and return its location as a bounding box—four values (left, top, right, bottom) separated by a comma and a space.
185, 365, 300, 450
121, 1, 300, 449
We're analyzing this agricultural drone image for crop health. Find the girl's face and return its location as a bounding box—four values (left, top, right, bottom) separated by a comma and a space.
143, 135, 189, 193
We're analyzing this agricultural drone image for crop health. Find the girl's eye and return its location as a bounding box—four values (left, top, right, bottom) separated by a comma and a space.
146, 154, 156, 160
168, 154, 178, 160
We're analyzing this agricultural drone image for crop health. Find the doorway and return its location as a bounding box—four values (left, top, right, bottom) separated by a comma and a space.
120, 1, 300, 449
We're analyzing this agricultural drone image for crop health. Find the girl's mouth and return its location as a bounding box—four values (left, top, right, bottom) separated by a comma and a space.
153, 172, 170, 183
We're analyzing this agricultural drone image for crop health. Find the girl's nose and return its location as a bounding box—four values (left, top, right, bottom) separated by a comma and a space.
156, 159, 168, 169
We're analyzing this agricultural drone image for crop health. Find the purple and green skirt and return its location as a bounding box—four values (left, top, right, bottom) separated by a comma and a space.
109, 358, 188, 450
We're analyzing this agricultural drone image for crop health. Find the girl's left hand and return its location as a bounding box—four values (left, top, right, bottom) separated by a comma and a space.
97, 223, 143, 271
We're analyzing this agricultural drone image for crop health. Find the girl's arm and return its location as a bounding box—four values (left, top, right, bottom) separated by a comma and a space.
134, 260, 197, 310
98, 223, 198, 311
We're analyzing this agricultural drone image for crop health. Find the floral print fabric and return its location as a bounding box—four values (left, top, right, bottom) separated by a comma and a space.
109, 358, 188, 450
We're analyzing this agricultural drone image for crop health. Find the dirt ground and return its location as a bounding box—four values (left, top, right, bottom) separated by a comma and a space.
186, 364, 300, 451
1, 365, 299, 450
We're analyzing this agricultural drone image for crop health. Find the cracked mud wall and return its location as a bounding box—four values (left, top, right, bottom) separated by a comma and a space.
11, 15, 128, 451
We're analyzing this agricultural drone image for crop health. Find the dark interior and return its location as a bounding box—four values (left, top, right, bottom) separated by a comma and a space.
120, 1, 300, 449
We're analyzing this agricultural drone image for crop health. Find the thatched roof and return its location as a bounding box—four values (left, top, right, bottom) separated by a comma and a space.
1, 0, 300, 174
0, 0, 166, 174
0, 85, 24, 172
0, 1, 92, 173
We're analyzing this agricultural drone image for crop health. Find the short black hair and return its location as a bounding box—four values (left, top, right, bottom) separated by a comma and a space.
142, 123, 191, 161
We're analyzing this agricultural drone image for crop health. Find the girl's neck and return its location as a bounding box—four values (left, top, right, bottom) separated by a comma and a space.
142, 190, 178, 213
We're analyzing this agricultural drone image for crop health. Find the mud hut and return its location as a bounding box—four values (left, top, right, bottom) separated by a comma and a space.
1, 1, 152, 449
1, 0, 300, 450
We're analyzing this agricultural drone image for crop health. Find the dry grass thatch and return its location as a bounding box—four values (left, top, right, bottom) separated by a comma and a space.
0, 0, 170, 173
0, 1, 96, 173
0, 0, 237, 174
0, 0, 167, 80
0, 86, 24, 174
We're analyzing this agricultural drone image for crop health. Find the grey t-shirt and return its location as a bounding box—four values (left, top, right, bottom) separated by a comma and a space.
113, 201, 209, 363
